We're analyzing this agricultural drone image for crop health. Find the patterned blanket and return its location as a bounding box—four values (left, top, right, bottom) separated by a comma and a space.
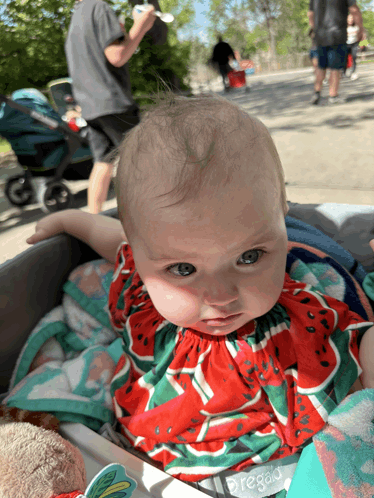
3, 242, 374, 489
4, 259, 119, 431
287, 389, 374, 498
314, 389, 374, 498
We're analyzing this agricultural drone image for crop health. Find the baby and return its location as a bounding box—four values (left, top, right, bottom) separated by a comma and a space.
27, 93, 374, 482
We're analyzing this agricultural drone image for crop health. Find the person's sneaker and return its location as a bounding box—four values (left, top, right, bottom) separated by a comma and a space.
351, 73, 358, 81
328, 96, 345, 105
310, 92, 320, 105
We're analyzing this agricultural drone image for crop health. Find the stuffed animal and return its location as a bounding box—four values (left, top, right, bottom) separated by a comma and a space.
0, 407, 138, 498
0, 421, 87, 498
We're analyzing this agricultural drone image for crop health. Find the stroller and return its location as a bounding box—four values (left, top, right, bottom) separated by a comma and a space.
1, 202, 374, 496
0, 88, 93, 213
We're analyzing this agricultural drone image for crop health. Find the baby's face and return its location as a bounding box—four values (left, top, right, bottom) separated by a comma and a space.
128, 149, 288, 337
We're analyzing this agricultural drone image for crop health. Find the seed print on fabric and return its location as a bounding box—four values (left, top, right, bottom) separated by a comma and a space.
109, 243, 373, 482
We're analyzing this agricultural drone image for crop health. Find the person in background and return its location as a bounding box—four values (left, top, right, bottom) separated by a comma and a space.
346, 13, 360, 80
211, 36, 236, 92
308, 0, 363, 105
309, 28, 329, 86
65, 0, 156, 214
309, 28, 319, 76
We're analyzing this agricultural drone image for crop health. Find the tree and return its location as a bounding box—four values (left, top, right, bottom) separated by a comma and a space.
274, 0, 310, 54
246, 0, 283, 61
243, 26, 270, 57
120, 0, 194, 103
0, 0, 194, 99
362, 10, 374, 44
0, 0, 75, 94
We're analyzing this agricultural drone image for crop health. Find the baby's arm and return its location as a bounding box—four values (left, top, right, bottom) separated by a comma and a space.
359, 326, 374, 388
26, 209, 126, 264
356, 239, 374, 388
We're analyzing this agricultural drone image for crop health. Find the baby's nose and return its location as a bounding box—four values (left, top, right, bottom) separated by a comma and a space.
202, 279, 238, 307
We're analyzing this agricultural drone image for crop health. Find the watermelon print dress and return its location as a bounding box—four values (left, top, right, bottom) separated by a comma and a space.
109, 242, 373, 482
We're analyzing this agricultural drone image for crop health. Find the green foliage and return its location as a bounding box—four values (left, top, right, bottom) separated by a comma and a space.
362, 10, 374, 44
0, 0, 193, 100
276, 33, 293, 55
122, 2, 193, 107
0, 0, 75, 94
188, 37, 211, 66
274, 0, 310, 54
126, 31, 191, 107
243, 27, 269, 57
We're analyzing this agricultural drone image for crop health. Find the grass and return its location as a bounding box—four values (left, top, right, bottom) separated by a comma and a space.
0, 139, 11, 154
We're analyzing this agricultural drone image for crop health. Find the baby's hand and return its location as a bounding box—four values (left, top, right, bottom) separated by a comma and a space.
370, 240, 374, 253
26, 212, 65, 245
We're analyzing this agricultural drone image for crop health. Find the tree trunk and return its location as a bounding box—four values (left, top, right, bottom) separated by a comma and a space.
265, 14, 277, 68
128, 0, 168, 45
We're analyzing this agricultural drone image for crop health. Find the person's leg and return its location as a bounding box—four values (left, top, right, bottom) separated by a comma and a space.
329, 69, 341, 97
311, 46, 327, 104
88, 161, 114, 214
344, 45, 352, 75
351, 42, 359, 78
87, 110, 140, 213
314, 67, 327, 92
311, 52, 318, 75
86, 119, 113, 214
219, 66, 227, 89
327, 44, 347, 102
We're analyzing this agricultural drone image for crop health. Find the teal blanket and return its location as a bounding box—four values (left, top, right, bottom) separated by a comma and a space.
4, 259, 119, 431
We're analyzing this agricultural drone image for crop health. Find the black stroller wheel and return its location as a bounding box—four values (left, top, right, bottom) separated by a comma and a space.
5, 175, 33, 206
41, 181, 73, 213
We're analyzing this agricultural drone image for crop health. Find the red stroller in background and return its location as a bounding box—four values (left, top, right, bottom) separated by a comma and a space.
227, 54, 254, 93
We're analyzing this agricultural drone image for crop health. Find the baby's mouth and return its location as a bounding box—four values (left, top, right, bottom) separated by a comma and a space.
201, 313, 243, 327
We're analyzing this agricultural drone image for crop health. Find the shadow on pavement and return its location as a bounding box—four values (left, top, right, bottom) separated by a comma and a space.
223, 74, 374, 132
0, 186, 116, 234
267, 106, 374, 133
345, 91, 374, 103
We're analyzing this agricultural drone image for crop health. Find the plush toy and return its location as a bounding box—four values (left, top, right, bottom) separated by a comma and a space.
0, 408, 138, 498
0, 421, 87, 498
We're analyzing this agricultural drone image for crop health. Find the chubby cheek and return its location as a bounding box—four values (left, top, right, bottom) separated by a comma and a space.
143, 276, 200, 325
243, 264, 285, 314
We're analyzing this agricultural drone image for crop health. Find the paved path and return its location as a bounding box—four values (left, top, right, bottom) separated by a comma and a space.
1, 63, 374, 264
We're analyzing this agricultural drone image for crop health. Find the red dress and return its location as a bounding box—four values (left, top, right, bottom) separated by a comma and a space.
109, 242, 372, 482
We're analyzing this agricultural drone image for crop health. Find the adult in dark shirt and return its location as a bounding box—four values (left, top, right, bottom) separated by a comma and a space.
212, 36, 236, 91
65, 0, 155, 213
308, 0, 363, 105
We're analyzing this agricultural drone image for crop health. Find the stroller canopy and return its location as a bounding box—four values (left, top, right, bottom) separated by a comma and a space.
0, 88, 65, 156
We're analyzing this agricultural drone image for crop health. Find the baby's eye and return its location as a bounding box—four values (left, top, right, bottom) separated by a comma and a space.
167, 263, 196, 277
237, 249, 263, 265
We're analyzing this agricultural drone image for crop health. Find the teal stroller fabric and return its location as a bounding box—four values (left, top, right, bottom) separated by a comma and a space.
0, 88, 67, 169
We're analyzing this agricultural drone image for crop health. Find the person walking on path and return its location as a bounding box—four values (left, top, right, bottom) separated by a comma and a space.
346, 13, 360, 80
211, 36, 236, 92
308, 0, 363, 105
65, 0, 156, 214
309, 28, 319, 77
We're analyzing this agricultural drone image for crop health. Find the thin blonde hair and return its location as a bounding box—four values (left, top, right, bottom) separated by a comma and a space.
116, 91, 288, 233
